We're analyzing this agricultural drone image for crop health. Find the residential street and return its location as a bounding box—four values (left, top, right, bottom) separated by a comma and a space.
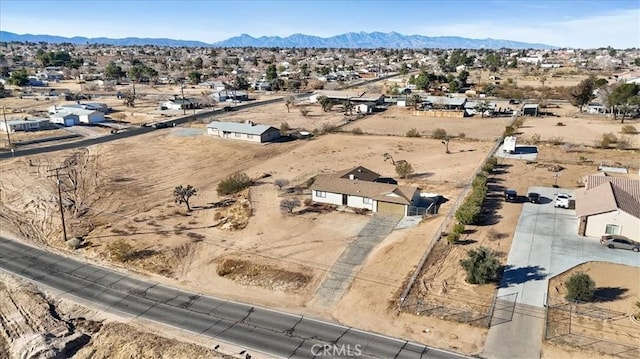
0, 235, 469, 359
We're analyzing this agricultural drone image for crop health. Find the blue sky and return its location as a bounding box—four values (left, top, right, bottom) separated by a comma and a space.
1, 0, 638, 48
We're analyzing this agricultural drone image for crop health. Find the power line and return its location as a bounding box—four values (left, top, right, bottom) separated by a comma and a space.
46, 165, 69, 242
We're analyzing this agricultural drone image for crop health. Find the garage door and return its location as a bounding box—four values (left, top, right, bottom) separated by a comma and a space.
377, 201, 405, 215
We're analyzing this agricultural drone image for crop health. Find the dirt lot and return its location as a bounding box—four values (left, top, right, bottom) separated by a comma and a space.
342, 106, 511, 141
544, 262, 640, 358
0, 273, 228, 359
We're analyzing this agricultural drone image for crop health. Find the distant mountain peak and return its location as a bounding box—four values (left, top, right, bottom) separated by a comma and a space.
0, 30, 555, 49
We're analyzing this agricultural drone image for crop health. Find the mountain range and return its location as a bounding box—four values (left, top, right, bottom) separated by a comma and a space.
0, 31, 554, 49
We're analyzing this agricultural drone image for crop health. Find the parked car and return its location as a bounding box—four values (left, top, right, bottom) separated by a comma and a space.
527, 192, 540, 203
152, 122, 174, 129
504, 189, 517, 202
554, 193, 570, 208
600, 235, 640, 252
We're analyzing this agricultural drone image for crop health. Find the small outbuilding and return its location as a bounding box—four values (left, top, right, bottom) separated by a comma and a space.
522, 103, 539, 116
0, 118, 50, 133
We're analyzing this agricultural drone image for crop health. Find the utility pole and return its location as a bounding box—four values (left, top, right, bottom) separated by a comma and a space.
2, 106, 12, 148
47, 166, 68, 242
181, 82, 186, 115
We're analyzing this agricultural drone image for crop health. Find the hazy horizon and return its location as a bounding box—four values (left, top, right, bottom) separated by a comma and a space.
1, 0, 639, 48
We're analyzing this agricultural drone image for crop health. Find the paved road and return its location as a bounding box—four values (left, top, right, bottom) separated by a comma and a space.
0, 236, 468, 359
483, 186, 640, 359
314, 213, 402, 306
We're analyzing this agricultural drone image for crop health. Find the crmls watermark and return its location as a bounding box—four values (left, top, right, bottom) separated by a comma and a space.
311, 344, 362, 357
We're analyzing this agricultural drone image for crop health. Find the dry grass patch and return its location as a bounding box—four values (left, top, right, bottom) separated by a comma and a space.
216, 257, 311, 292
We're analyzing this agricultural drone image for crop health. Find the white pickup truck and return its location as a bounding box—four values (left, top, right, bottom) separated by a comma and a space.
554, 193, 571, 209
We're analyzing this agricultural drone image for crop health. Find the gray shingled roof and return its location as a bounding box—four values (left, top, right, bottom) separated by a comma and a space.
206, 121, 277, 136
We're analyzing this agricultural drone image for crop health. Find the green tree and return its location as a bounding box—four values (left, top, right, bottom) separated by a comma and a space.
399, 62, 409, 75
457, 70, 470, 86
300, 63, 310, 77
188, 71, 202, 84
459, 247, 502, 284
395, 161, 414, 179
607, 83, 640, 123
173, 185, 197, 212
568, 77, 596, 112
565, 272, 595, 302
317, 95, 334, 112
475, 100, 491, 118
266, 64, 278, 81
105, 62, 125, 80
8, 69, 29, 86
193, 57, 203, 70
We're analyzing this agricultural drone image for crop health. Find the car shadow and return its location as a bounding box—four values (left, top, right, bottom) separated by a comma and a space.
499, 265, 547, 288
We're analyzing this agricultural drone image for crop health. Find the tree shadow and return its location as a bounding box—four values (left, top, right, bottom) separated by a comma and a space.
499, 265, 547, 288
410, 172, 434, 179
456, 239, 477, 245
593, 287, 629, 302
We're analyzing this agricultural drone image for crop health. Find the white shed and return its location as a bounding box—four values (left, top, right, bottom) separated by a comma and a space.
49, 113, 79, 127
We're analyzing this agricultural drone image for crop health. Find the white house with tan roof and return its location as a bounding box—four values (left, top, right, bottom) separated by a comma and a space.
310, 166, 421, 216
576, 174, 640, 239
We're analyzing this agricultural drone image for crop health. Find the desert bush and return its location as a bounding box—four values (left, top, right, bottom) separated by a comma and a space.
395, 161, 414, 178
432, 128, 447, 139
319, 123, 336, 134
482, 157, 498, 173
616, 136, 632, 150
217, 172, 252, 196
556, 122, 565, 126
513, 117, 525, 128
273, 178, 289, 190
531, 133, 541, 144
213, 211, 223, 221
298, 107, 310, 117
303, 198, 313, 206
280, 198, 301, 214
406, 128, 421, 137
459, 247, 502, 284
354, 208, 370, 215
621, 125, 638, 134
280, 122, 290, 133
304, 176, 315, 188
595, 136, 611, 149
503, 125, 515, 137
487, 228, 502, 241
110, 112, 127, 120
67, 237, 83, 250
447, 231, 460, 244
458, 132, 466, 139
452, 223, 465, 234
565, 272, 595, 302
602, 132, 618, 143
548, 136, 564, 145
352, 127, 363, 135
455, 202, 481, 225
107, 239, 133, 262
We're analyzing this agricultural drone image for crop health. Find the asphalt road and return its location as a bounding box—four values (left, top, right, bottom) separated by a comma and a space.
0, 236, 468, 359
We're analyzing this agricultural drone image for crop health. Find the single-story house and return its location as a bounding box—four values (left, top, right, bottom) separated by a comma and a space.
522, 103, 539, 116
212, 90, 249, 102
49, 113, 79, 127
162, 98, 198, 110
206, 120, 280, 143
576, 174, 640, 239
48, 105, 105, 124
0, 118, 50, 133
587, 103, 606, 114
422, 96, 467, 110
311, 166, 421, 216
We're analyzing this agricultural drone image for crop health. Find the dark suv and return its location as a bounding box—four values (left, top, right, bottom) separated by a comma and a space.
527, 192, 540, 203
504, 189, 517, 202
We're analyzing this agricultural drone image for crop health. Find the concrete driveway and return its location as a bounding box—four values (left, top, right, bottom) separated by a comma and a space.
483, 186, 640, 359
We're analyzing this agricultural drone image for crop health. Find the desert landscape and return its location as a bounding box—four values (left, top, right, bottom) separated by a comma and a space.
1, 35, 639, 359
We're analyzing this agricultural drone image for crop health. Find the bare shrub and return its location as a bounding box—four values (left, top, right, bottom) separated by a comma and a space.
110, 112, 127, 120
67, 237, 83, 249
487, 228, 502, 241
406, 128, 421, 137
303, 198, 312, 206
621, 125, 638, 134
280, 198, 301, 214
548, 136, 564, 145
273, 178, 289, 190
531, 133, 541, 144
616, 136, 632, 150
352, 127, 363, 135
432, 128, 447, 139
298, 107, 310, 117
458, 132, 466, 139
603, 132, 618, 144
280, 122, 290, 133
556, 122, 565, 126
107, 239, 133, 262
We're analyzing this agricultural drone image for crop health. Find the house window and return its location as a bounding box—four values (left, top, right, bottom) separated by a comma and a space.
363, 198, 372, 204
235, 133, 241, 137
605, 224, 620, 235
315, 191, 326, 198
247, 134, 253, 139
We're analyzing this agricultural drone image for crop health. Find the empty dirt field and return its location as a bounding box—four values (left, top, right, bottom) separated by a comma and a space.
342, 106, 510, 141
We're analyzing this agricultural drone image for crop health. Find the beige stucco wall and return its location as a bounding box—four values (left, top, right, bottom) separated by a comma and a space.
585, 210, 639, 240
